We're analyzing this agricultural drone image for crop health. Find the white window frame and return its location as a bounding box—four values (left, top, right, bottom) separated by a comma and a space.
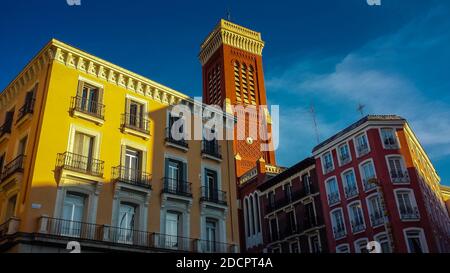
341, 168, 359, 199
337, 142, 352, 166
330, 207, 346, 239
325, 176, 340, 206
358, 159, 378, 192
354, 238, 369, 253
374, 232, 392, 253
403, 227, 429, 253
385, 155, 410, 184
321, 151, 334, 174
365, 193, 384, 228
394, 188, 420, 221
353, 131, 370, 158
336, 243, 350, 253
379, 127, 400, 149
289, 240, 301, 253
347, 200, 366, 234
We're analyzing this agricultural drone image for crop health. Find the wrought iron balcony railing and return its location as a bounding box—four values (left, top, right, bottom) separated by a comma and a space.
1, 155, 26, 181
17, 99, 35, 122
400, 207, 420, 220
333, 227, 346, 240
363, 178, 378, 191
340, 155, 351, 165
383, 138, 399, 149
391, 170, 410, 184
70, 96, 105, 120
194, 239, 236, 253
121, 113, 150, 135
351, 221, 366, 233
162, 177, 192, 197
344, 185, 358, 199
202, 141, 222, 159
200, 186, 227, 205
327, 192, 340, 206
112, 166, 151, 189
323, 163, 334, 174
165, 127, 188, 148
56, 152, 104, 177
357, 144, 369, 157
0, 118, 13, 138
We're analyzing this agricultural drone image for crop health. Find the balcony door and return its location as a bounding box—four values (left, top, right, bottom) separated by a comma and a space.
80, 83, 99, 114
205, 219, 218, 252
166, 211, 180, 249
73, 132, 94, 171
62, 193, 85, 237
118, 203, 136, 244
124, 148, 141, 182
167, 159, 183, 193
128, 101, 144, 128
205, 169, 218, 201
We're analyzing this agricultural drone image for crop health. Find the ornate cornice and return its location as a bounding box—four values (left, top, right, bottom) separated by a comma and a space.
199, 19, 265, 65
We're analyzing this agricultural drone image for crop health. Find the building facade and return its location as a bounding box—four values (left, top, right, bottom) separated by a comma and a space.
441, 185, 450, 217
257, 157, 328, 253
0, 39, 239, 253
312, 115, 450, 253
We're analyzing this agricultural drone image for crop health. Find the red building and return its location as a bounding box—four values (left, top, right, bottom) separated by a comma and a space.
312, 115, 450, 253
257, 157, 328, 253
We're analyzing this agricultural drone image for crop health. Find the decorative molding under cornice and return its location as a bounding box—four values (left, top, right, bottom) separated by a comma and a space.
199, 19, 265, 65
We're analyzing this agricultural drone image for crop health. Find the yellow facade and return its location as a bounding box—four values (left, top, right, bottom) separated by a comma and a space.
0, 39, 239, 253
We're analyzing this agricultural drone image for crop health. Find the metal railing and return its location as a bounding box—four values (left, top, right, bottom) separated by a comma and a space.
340, 155, 351, 165
370, 213, 384, 226
357, 144, 369, 157
56, 152, 104, 177
17, 99, 35, 121
383, 138, 398, 149
194, 239, 235, 253
323, 163, 334, 174
344, 185, 358, 199
165, 127, 188, 148
70, 96, 105, 120
363, 178, 378, 191
200, 186, 227, 205
1, 155, 26, 181
400, 206, 420, 220
351, 221, 366, 233
162, 177, 192, 197
0, 118, 12, 138
121, 113, 150, 135
202, 141, 222, 159
328, 192, 340, 206
333, 227, 346, 240
112, 166, 151, 189
391, 170, 410, 184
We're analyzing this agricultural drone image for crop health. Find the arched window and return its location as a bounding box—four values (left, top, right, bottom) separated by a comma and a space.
254, 192, 261, 233
249, 195, 255, 235
244, 198, 250, 237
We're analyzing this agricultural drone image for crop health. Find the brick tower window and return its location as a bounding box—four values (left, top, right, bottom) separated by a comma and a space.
207, 64, 222, 106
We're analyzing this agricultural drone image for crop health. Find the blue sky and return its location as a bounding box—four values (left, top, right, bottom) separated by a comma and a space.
0, 0, 449, 185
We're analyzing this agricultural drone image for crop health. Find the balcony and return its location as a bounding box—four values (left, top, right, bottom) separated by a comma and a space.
340, 155, 351, 165
200, 186, 227, 205
323, 163, 334, 174
327, 192, 340, 206
1, 155, 26, 182
351, 221, 365, 233
400, 207, 420, 221
391, 170, 410, 184
0, 118, 12, 143
201, 140, 222, 161
56, 152, 104, 177
165, 127, 188, 151
363, 178, 378, 191
112, 166, 152, 189
16, 99, 35, 124
303, 217, 320, 231
36, 216, 238, 253
162, 178, 192, 197
281, 225, 301, 238
383, 138, 399, 149
357, 144, 369, 157
344, 185, 358, 199
70, 96, 105, 124
370, 213, 385, 227
121, 113, 151, 139
333, 227, 346, 240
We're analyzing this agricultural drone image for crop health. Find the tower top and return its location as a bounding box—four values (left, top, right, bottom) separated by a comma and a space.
199, 19, 265, 65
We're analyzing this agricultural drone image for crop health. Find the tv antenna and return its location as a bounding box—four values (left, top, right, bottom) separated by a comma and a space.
357, 102, 366, 117
310, 103, 320, 144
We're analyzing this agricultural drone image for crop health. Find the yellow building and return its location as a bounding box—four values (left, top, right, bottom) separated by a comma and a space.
0, 39, 239, 253
441, 185, 450, 217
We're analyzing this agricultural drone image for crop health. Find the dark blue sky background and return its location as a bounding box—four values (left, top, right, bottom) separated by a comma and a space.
1, 0, 449, 185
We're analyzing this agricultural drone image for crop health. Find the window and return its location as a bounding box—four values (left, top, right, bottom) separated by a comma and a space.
118, 203, 136, 243
62, 193, 85, 237
304, 202, 317, 228
388, 156, 409, 183
18, 136, 28, 156
374, 233, 391, 253
74, 81, 103, 118
269, 218, 278, 241
124, 99, 148, 133
404, 229, 428, 253
166, 211, 181, 249
18, 85, 36, 120
355, 133, 369, 157
0, 153, 5, 174
338, 144, 351, 165
322, 152, 334, 173
354, 238, 369, 253
1, 110, 14, 136
287, 210, 296, 233
268, 191, 275, 209
204, 169, 218, 201
349, 202, 365, 233
302, 174, 312, 194
331, 209, 346, 239
360, 161, 377, 191
285, 184, 292, 202
124, 147, 142, 179
343, 170, 358, 198
326, 178, 340, 205
245, 199, 250, 237
381, 128, 398, 148
5, 195, 17, 220
336, 244, 350, 253
205, 218, 218, 252
290, 241, 300, 253
254, 193, 261, 233
309, 234, 321, 253
367, 195, 384, 227
73, 132, 94, 158
395, 190, 419, 220
164, 158, 187, 194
